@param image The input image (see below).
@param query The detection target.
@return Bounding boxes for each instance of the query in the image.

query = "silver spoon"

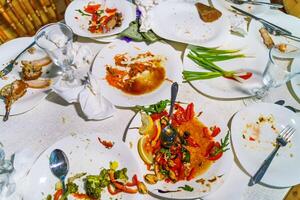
[49,149,69,193]
[160,82,179,147]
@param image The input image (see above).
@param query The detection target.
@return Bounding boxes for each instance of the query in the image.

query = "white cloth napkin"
[52,73,115,120]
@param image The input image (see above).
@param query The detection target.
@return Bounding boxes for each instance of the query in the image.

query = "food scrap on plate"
[76,3,123,34]
[195,2,222,23]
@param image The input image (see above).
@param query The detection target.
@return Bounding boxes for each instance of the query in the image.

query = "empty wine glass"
[245,44,300,104]
[35,23,75,82]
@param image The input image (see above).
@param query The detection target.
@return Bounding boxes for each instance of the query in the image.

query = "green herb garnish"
[136,99,170,115]
[212,131,230,156]
[178,185,194,192]
[76,9,91,16]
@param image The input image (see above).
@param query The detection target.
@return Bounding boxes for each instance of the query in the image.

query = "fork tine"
[284,128,295,141]
[279,125,291,136]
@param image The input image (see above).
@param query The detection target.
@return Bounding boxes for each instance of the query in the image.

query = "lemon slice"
[138,136,153,165]
[152,120,161,142]
[139,113,154,135]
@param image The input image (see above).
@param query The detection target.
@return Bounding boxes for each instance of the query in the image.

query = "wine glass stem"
[254,84,271,99]
[62,66,75,82]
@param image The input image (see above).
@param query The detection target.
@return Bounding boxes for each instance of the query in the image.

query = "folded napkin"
[135,0,161,32]
[52,73,115,120]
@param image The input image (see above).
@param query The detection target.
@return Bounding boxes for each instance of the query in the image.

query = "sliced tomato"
[150,110,168,121]
[185,103,194,121]
[206,142,223,161]
[105,8,117,13]
[84,4,100,14]
[186,136,199,147]
[210,126,221,137]
[187,168,196,181]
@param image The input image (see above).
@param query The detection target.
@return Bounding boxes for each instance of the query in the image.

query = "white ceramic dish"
[24,133,146,200]
[183,20,269,99]
[0,37,55,116]
[125,102,234,199]
[150,0,230,47]
[65,0,136,38]
[231,103,300,187]
[91,40,183,107]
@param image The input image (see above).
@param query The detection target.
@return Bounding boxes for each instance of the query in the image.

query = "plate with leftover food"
[91,40,183,107]
[150,1,230,47]
[231,103,300,187]
[125,99,233,199]
[0,37,56,117]
[24,133,148,200]
[65,0,136,38]
[290,58,300,103]
[183,20,269,99]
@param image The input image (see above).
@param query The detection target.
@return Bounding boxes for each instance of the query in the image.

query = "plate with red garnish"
[65,0,136,38]
[125,99,233,199]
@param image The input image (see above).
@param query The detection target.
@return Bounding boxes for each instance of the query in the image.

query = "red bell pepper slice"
[187,168,196,181]
[185,103,195,121]
[126,174,138,187]
[113,182,138,194]
[72,193,92,199]
[54,189,63,200]
[238,72,253,80]
[108,184,122,195]
[105,8,117,13]
[150,110,168,121]
[84,4,100,14]
[187,136,199,147]
[210,126,221,137]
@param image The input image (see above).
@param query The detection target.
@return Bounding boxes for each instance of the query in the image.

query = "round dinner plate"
[150,0,230,47]
[23,133,146,200]
[183,20,268,99]
[289,58,300,102]
[65,0,136,38]
[0,37,56,116]
[231,103,300,187]
[91,40,183,107]
[125,102,234,199]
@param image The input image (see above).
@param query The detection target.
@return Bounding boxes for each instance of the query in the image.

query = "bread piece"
[195,2,222,23]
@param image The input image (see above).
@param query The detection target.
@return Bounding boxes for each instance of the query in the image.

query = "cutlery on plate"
[160,82,179,147]
[49,149,69,193]
[231,6,291,36]
[227,0,283,9]
[264,26,300,42]
[248,125,295,186]
[0,41,36,78]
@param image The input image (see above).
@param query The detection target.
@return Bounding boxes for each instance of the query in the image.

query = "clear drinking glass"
[0,147,14,196]
[246,44,300,103]
[35,23,75,82]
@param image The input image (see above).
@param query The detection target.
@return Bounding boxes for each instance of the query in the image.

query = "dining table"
[1,0,300,200]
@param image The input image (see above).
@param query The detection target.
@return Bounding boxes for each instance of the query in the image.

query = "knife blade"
[231,6,291,35]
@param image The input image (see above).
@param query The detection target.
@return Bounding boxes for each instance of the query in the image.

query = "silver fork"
[227,0,283,9]
[248,125,295,186]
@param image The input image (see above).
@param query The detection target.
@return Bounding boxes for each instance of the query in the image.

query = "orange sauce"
[177,118,213,176]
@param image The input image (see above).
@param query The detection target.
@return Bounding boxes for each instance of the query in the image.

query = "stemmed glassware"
[245,44,300,104]
[35,22,75,82]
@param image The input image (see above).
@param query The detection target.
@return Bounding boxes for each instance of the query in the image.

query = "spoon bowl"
[49,149,69,192]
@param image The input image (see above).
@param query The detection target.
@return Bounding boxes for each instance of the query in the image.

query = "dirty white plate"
[24,133,145,200]
[65,0,136,38]
[150,1,230,47]
[231,103,300,187]
[91,40,183,107]
[0,37,55,116]
[125,102,233,199]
